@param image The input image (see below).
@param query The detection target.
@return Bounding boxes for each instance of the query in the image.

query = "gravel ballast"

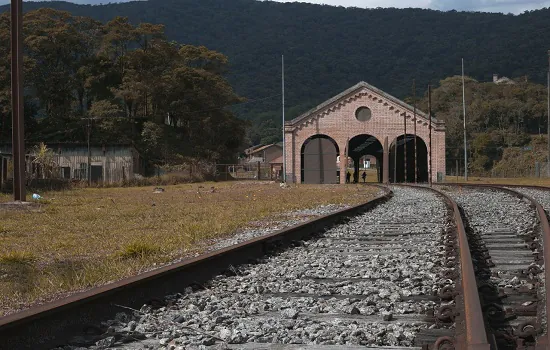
[56,187,452,350]
[441,186,544,346]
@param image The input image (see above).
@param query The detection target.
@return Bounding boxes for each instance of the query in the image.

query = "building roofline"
[250,143,282,154]
[285,81,441,126]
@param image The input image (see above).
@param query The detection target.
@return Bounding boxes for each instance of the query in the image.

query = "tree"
[30,142,57,179]
[0,9,246,169]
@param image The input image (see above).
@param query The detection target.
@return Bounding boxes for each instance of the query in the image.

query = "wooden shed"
[0,143,142,184]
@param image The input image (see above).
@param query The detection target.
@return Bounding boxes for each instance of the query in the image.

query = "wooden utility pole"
[11,0,25,201]
[547,50,550,177]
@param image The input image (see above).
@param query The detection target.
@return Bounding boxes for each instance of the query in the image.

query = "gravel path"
[57,187,452,350]
[441,186,543,348]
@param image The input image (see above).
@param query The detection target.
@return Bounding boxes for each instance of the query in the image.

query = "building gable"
[285,81,444,132]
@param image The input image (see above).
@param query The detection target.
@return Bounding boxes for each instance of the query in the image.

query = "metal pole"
[11,0,25,201]
[282,55,286,183]
[413,80,417,184]
[403,112,407,183]
[87,118,91,186]
[383,136,389,184]
[462,58,468,181]
[428,85,432,187]
[393,139,398,183]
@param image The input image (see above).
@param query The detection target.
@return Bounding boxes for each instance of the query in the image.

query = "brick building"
[284,81,445,184]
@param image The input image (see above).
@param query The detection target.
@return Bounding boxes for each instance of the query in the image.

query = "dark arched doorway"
[347,134,383,183]
[301,135,339,184]
[389,134,428,183]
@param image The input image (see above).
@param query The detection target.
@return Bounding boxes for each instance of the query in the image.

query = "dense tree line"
[418,77,549,174]
[2,0,549,146]
[0,9,246,167]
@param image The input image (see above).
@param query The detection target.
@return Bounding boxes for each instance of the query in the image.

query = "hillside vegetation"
[0,9,246,170]
[419,76,548,174]
[1,0,549,146]
[0,1,549,175]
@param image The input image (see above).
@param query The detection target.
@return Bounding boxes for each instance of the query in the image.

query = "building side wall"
[55,154,133,183]
[285,88,445,183]
[0,145,138,184]
[263,146,283,164]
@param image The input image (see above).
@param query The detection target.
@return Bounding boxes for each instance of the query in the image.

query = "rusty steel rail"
[400,184,491,350]
[443,183,550,349]
[0,185,391,350]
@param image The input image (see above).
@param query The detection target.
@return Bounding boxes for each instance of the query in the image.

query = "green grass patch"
[0,251,36,265]
[119,242,161,260]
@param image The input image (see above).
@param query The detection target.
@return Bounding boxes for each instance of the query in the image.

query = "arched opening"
[347,134,383,183]
[301,135,339,184]
[389,134,429,183]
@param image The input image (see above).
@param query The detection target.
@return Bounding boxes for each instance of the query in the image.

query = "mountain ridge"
[1,0,550,144]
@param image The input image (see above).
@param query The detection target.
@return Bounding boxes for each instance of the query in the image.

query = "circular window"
[355,107,372,122]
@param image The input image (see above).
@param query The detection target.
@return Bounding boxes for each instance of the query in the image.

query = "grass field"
[0,181,379,316]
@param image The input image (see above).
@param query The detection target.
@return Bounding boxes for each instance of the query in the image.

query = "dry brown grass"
[0,181,379,316]
[444,176,550,187]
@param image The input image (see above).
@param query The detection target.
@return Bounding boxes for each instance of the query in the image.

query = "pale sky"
[271,0,550,14]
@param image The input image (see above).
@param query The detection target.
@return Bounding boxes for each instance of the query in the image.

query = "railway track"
[438,184,550,349]
[79,187,454,350]
[1,183,549,349]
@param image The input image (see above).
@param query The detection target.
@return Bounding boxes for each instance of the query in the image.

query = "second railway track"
[439,184,550,349]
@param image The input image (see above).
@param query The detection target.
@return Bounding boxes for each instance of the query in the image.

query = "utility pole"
[87,118,92,186]
[413,80,417,184]
[547,50,550,177]
[462,58,468,181]
[428,85,432,187]
[403,112,407,183]
[393,140,397,183]
[282,55,286,183]
[11,0,25,201]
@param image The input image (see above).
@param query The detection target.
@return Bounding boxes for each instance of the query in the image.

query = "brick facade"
[284,81,445,184]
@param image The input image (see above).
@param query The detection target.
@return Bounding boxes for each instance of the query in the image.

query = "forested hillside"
[418,77,548,175]
[0,9,246,168]
[1,0,550,146]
